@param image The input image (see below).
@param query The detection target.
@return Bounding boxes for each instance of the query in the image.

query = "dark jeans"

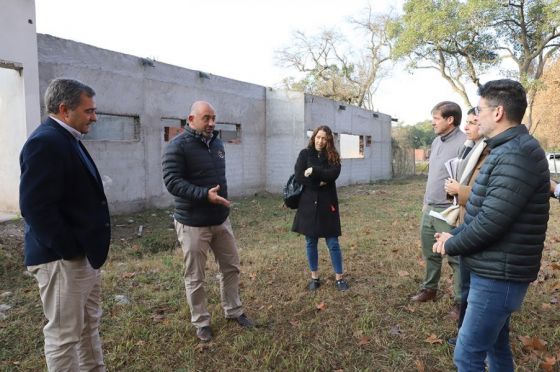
[454,273,529,371]
[305,236,343,274]
[457,256,471,329]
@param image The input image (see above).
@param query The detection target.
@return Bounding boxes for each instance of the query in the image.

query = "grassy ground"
[1,176,559,371]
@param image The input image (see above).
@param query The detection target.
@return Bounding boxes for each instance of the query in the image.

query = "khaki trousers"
[174,218,243,328]
[28,257,105,372]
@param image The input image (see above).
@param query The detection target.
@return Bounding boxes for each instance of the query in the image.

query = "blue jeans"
[305,236,343,274]
[457,256,471,329]
[454,273,529,372]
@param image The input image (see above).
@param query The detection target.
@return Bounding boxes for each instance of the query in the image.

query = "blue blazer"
[19,118,111,269]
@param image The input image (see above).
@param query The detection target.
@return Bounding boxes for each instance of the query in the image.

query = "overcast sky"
[34,0,481,125]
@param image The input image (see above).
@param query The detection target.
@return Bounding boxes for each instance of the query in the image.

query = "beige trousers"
[174,217,243,328]
[28,257,105,372]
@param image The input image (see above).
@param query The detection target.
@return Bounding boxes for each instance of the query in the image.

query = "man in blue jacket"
[20,78,111,371]
[162,101,253,342]
[433,79,549,371]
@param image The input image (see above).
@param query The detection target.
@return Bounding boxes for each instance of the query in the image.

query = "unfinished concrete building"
[1,1,392,215]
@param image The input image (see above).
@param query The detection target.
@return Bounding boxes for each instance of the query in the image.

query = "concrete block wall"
[304,95,392,186]
[35,34,392,214]
[38,35,266,213]
[0,0,41,213]
[265,89,307,194]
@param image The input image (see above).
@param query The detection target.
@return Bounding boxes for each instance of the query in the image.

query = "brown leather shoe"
[449,303,461,321]
[410,288,437,302]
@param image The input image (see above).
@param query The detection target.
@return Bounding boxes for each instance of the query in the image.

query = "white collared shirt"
[49,115,83,141]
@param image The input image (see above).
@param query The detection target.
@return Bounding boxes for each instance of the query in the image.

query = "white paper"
[444,157,461,180]
[429,209,447,222]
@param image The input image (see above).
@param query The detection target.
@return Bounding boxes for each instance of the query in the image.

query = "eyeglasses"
[474,105,497,116]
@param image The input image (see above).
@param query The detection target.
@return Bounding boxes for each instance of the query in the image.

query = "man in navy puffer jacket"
[433,79,549,371]
[162,101,254,342]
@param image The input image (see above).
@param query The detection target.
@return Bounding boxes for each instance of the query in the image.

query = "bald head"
[188,101,217,138]
[190,101,215,115]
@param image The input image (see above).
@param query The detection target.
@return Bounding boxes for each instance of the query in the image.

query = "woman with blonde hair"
[292,125,349,291]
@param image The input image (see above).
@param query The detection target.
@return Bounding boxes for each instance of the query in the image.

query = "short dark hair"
[467,107,476,116]
[45,78,95,114]
[477,79,527,123]
[431,101,462,127]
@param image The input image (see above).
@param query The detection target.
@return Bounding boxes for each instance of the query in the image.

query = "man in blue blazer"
[20,78,111,371]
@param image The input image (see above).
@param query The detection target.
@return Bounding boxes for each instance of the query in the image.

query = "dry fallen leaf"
[289,320,300,327]
[357,335,370,346]
[398,270,410,277]
[415,359,426,372]
[541,355,556,371]
[550,263,560,270]
[316,302,327,311]
[542,303,553,310]
[425,334,443,344]
[122,272,136,278]
[518,335,547,351]
[195,342,212,352]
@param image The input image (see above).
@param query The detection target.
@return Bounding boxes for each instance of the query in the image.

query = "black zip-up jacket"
[162,127,229,227]
[446,124,550,282]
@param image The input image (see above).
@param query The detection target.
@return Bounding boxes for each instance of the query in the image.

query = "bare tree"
[275,6,395,110]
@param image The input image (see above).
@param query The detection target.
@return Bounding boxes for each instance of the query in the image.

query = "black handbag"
[283,174,303,209]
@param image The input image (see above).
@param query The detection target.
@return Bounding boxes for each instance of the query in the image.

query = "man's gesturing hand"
[208,185,231,207]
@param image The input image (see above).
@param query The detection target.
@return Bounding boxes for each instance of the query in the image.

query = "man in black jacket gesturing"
[433,79,549,371]
[162,101,253,342]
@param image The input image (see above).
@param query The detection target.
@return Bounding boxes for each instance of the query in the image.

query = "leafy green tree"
[393,120,436,148]
[490,0,560,128]
[393,0,499,107]
[394,0,560,129]
[407,120,436,148]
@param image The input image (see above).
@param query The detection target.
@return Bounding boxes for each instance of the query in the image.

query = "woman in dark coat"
[292,125,349,291]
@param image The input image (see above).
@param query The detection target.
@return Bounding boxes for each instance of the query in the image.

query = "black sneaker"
[335,279,349,291]
[308,278,321,291]
[231,313,255,328]
[196,326,212,342]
